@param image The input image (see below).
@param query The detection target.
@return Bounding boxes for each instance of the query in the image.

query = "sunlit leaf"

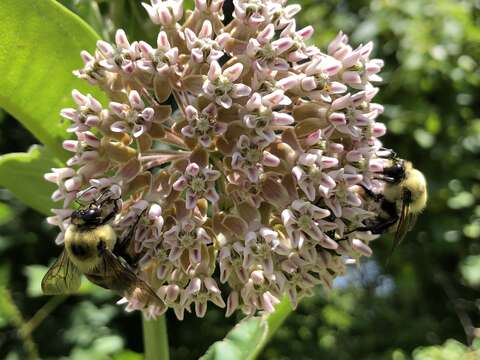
[447,191,475,209]
[0,0,105,159]
[0,145,62,215]
[92,335,124,354]
[24,265,47,297]
[460,255,480,287]
[413,339,476,359]
[0,202,14,226]
[200,297,293,360]
[114,351,144,360]
[200,317,268,360]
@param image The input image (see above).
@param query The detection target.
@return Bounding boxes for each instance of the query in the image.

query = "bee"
[41,189,161,307]
[355,155,427,256]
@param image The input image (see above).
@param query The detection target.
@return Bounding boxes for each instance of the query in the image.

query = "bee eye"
[85,209,99,219]
[78,208,102,225]
[383,162,405,182]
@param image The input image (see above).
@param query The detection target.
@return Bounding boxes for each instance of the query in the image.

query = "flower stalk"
[143,314,169,360]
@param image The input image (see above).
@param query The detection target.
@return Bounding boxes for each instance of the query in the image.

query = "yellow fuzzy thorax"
[64,224,117,273]
[384,161,427,214]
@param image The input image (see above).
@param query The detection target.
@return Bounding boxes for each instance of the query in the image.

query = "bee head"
[383,159,406,184]
[71,207,103,227]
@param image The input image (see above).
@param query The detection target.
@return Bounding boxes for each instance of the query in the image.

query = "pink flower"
[110,90,155,138]
[142,0,183,26]
[184,21,229,63]
[231,135,280,182]
[181,104,227,147]
[243,92,294,143]
[172,163,221,209]
[164,218,212,266]
[180,277,225,317]
[202,61,251,108]
[246,24,294,73]
[97,29,140,74]
[281,200,337,250]
[60,90,103,133]
[138,31,178,74]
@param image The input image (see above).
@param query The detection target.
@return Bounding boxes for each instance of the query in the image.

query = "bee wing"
[86,249,162,307]
[389,190,418,261]
[41,250,82,295]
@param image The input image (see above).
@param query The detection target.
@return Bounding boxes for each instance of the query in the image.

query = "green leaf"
[114,351,143,360]
[92,335,124,354]
[0,145,62,215]
[0,0,105,159]
[0,264,11,288]
[460,255,480,287]
[200,297,293,360]
[200,317,268,360]
[264,297,293,344]
[0,202,14,226]
[413,339,472,360]
[60,0,108,40]
[24,265,47,297]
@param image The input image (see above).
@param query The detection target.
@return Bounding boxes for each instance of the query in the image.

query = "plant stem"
[142,314,169,360]
[22,295,67,335]
[0,287,38,360]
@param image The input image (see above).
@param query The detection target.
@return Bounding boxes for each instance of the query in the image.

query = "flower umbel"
[48,0,391,319]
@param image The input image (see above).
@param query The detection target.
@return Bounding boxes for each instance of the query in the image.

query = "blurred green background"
[1,0,479,359]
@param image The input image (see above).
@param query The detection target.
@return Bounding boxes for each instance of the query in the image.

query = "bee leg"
[358,184,383,201]
[354,214,398,234]
[348,199,398,235]
[100,198,121,225]
[381,199,398,219]
[373,174,397,183]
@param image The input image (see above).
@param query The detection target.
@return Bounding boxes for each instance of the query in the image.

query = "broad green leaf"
[0,145,62,215]
[200,297,293,360]
[200,317,268,360]
[59,0,108,40]
[264,297,293,344]
[0,0,105,159]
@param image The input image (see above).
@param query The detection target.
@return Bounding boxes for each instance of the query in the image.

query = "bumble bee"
[41,189,161,307]
[355,156,427,256]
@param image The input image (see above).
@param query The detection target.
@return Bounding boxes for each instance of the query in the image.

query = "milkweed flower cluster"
[46,0,388,319]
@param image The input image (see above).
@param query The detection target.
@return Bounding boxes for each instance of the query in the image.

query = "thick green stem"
[142,314,169,360]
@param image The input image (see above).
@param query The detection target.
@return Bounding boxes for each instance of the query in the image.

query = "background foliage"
[0,0,479,359]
